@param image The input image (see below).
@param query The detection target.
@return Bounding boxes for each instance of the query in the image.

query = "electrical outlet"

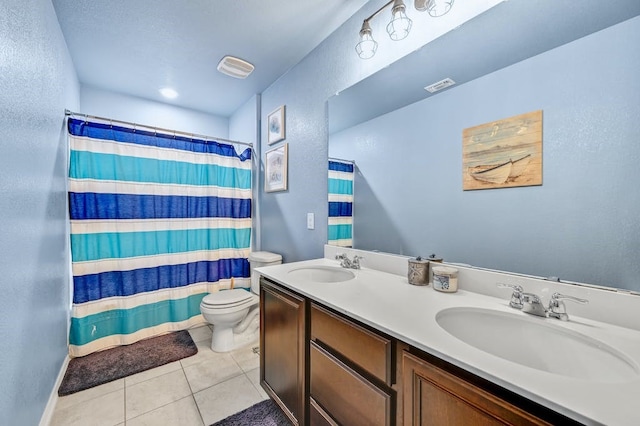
[307,213,315,230]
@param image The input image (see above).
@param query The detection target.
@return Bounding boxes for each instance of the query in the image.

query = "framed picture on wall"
[265,143,288,192]
[462,110,543,191]
[267,105,286,144]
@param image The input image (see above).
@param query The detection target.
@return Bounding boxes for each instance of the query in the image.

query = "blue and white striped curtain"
[67,118,252,357]
[328,160,354,247]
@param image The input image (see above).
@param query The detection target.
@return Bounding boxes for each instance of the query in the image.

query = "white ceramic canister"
[432,266,459,293]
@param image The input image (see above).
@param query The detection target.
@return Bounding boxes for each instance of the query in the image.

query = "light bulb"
[426,0,454,17]
[356,21,378,59]
[387,0,412,41]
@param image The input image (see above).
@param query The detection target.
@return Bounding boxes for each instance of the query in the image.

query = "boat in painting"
[508,153,531,179]
[469,154,531,184]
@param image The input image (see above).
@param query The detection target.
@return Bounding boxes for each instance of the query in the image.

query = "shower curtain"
[328,160,353,247]
[67,118,252,357]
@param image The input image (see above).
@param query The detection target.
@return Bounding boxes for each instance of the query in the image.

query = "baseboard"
[39,355,70,426]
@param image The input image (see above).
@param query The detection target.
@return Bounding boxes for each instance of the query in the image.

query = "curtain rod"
[65,109,253,149]
[329,157,355,164]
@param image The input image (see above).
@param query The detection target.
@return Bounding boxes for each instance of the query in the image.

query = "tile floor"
[50,325,268,426]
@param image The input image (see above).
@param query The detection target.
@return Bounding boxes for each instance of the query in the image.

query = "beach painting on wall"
[463,110,542,191]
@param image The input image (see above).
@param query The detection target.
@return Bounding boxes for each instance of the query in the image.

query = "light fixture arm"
[356,0,454,59]
[363,0,396,25]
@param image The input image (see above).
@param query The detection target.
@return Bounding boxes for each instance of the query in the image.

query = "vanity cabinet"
[260,277,577,426]
[260,278,307,426]
[402,351,552,426]
[310,303,395,426]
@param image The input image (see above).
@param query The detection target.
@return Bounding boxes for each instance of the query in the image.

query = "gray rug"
[211,399,291,426]
[58,330,197,396]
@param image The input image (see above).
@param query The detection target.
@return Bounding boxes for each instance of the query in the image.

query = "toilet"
[200,251,282,352]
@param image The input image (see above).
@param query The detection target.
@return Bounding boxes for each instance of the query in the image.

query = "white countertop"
[256,257,640,426]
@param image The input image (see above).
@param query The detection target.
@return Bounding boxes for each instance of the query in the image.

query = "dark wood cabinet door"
[402,351,550,426]
[260,278,307,426]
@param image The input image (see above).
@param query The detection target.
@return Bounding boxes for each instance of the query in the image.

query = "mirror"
[328,1,640,292]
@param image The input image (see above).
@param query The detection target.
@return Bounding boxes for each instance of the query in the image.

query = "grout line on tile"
[191,367,249,397]
[124,365,178,387]
[192,393,206,426]
[182,360,197,396]
[123,378,127,425]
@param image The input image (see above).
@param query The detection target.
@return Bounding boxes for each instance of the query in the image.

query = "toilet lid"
[202,289,254,307]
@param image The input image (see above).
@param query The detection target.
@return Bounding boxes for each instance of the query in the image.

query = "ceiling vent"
[217,56,255,79]
[424,77,456,93]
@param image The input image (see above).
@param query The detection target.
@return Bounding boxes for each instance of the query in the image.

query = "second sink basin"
[287,266,355,283]
[436,307,639,383]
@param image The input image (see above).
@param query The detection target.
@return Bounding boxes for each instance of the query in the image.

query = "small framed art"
[265,143,288,192]
[267,105,286,144]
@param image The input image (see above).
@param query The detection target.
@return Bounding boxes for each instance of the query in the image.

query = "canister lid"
[432,266,458,276]
[248,251,282,263]
[409,256,429,264]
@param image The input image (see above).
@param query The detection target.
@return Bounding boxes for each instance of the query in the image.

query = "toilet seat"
[201,289,258,311]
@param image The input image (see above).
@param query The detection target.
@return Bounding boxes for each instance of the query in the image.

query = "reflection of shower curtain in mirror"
[328,160,353,247]
[67,118,252,357]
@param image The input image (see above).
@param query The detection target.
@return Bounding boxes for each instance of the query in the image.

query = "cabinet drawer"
[311,303,392,385]
[310,397,338,426]
[311,341,392,426]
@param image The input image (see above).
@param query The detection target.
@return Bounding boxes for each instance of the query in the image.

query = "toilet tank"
[248,251,282,293]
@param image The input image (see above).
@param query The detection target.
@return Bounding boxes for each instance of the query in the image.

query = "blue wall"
[330,17,640,291]
[0,0,80,424]
[230,95,261,250]
[81,85,229,137]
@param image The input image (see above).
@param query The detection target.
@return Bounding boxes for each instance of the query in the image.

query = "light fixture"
[422,0,454,17]
[159,87,178,99]
[386,0,412,41]
[356,0,455,59]
[355,21,378,59]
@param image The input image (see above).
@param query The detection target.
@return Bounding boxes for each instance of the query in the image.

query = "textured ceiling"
[52,0,370,117]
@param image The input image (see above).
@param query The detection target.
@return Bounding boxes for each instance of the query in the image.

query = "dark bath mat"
[58,330,197,396]
[211,399,292,426]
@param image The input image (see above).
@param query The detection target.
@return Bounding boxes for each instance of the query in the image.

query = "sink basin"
[436,307,639,383]
[287,266,355,283]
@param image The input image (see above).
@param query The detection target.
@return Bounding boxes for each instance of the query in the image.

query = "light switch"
[307,213,315,230]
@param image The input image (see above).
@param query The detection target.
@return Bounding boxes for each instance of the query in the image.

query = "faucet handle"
[351,255,364,269]
[336,253,352,268]
[551,292,589,305]
[497,283,523,292]
[497,283,524,309]
[548,292,588,321]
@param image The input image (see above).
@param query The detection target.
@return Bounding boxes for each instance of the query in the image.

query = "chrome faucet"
[521,292,547,317]
[547,292,589,321]
[335,253,364,269]
[498,284,589,321]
